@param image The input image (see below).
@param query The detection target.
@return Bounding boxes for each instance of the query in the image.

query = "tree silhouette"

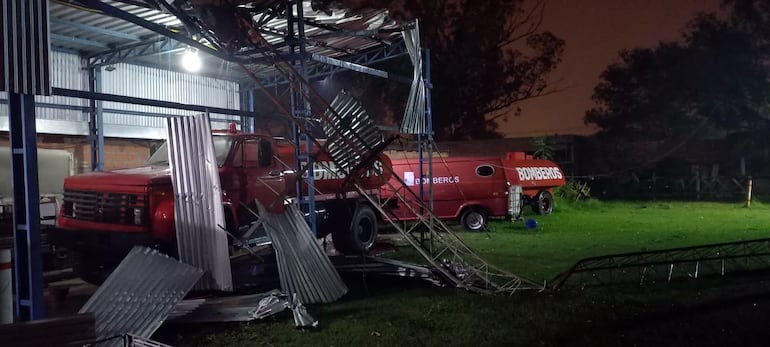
[585,1,770,170]
[331,0,564,140]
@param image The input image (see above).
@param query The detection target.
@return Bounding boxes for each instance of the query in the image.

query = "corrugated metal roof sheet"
[167,113,233,291]
[323,90,384,175]
[258,202,347,304]
[78,246,203,347]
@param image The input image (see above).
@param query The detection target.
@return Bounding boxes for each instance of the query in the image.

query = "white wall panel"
[36,51,88,122]
[0,51,242,139]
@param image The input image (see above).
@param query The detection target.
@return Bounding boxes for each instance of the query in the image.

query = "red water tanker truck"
[381,152,566,230]
[53,129,391,283]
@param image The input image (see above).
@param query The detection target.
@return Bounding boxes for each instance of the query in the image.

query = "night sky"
[500,0,721,138]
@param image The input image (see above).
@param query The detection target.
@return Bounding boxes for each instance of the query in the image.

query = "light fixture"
[181,47,201,73]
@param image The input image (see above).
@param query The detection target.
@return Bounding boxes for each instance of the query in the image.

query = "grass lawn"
[460,200,770,281]
[171,200,770,347]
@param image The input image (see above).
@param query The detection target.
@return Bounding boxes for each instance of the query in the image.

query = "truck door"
[236,137,284,219]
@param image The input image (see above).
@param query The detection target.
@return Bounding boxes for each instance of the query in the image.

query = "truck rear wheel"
[333,205,378,254]
[532,190,554,215]
[72,251,115,285]
[460,208,488,231]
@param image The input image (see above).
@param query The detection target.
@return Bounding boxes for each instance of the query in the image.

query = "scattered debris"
[170,290,318,329]
[332,256,442,286]
[289,294,318,329]
[253,291,289,320]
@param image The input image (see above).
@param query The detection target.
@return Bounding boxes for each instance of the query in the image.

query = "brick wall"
[0,133,160,173]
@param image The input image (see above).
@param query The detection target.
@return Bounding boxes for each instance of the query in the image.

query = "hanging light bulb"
[181,47,201,73]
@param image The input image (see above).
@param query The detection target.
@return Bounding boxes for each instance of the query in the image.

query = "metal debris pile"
[167,290,317,329]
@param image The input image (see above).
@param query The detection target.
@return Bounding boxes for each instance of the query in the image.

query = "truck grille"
[62,190,148,226]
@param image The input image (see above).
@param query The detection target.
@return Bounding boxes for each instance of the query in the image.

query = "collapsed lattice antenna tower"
[161,1,542,293]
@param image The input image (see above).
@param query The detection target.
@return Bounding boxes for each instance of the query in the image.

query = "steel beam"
[8,93,44,321]
[76,0,236,63]
[87,37,186,67]
[310,53,388,79]
[259,42,409,87]
[51,87,284,121]
[50,18,140,41]
[88,68,105,171]
[0,99,244,125]
[50,33,107,49]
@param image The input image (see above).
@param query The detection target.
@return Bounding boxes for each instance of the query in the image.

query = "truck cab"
[54,131,383,283]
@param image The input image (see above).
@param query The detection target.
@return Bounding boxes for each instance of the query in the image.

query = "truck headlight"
[133,207,143,225]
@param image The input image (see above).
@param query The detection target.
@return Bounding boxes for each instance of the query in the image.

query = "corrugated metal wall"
[101,62,240,130]
[0,51,241,139]
[38,52,88,122]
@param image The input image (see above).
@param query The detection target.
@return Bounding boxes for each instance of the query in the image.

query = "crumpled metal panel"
[332,256,441,286]
[167,113,233,291]
[400,20,427,135]
[79,247,203,347]
[168,290,281,323]
[169,289,318,328]
[289,294,318,329]
[323,90,384,175]
[258,203,348,304]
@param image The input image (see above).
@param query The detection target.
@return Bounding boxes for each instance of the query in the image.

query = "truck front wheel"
[333,205,378,254]
[532,190,554,215]
[460,208,488,231]
[72,251,115,285]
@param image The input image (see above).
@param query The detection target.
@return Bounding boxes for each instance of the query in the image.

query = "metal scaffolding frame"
[154,3,542,294]
[286,0,318,236]
[552,238,770,290]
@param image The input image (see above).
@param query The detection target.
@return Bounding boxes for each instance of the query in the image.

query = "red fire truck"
[53,129,391,283]
[381,152,565,230]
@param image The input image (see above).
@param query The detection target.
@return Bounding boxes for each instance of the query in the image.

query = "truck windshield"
[146,136,234,167]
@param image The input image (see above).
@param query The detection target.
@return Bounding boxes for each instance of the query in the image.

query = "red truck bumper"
[50,227,159,261]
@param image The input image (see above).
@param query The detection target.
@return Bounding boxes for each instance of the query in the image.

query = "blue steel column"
[8,93,45,320]
[238,84,255,132]
[288,0,317,235]
[88,67,105,171]
[248,88,256,133]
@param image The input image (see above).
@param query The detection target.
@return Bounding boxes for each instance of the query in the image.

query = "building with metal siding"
[0,51,240,139]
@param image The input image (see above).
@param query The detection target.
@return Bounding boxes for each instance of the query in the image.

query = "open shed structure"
[2,0,416,322]
[2,1,540,333]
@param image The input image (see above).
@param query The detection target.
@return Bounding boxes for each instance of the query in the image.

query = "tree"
[530,134,554,160]
[333,0,564,140]
[584,2,770,170]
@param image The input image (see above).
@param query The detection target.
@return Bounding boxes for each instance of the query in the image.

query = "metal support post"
[417,132,426,245]
[248,88,256,133]
[0,248,12,324]
[88,67,105,171]
[238,84,255,132]
[288,0,317,235]
[8,93,45,321]
[424,48,434,253]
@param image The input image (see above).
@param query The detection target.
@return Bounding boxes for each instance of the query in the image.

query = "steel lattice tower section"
[286,0,317,235]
